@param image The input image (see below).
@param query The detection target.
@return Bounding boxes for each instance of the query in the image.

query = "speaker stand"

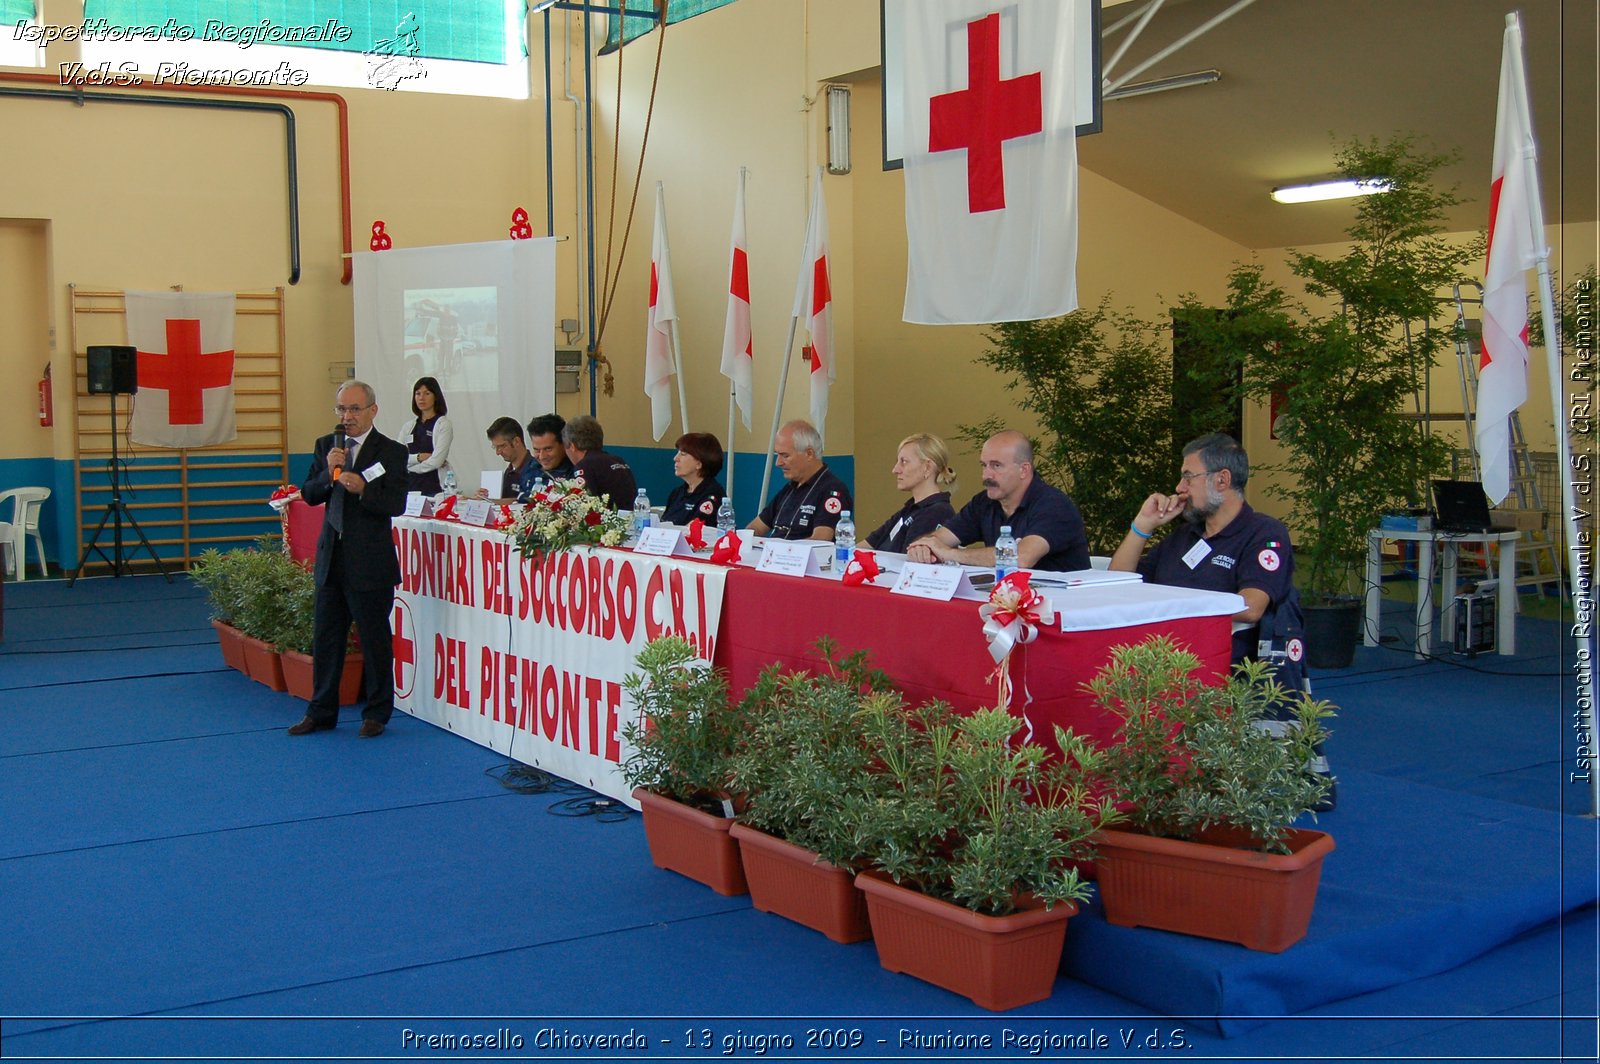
[68,391,172,586]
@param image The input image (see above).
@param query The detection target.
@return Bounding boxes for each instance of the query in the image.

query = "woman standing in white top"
[399,376,454,494]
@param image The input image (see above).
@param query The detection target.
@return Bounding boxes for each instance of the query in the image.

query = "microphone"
[331,423,347,480]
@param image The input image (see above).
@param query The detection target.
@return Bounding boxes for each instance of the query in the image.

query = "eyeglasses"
[334,404,371,415]
[1178,469,1215,483]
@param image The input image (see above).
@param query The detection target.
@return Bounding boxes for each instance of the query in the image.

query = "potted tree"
[620,635,751,896]
[724,639,895,944]
[1079,635,1336,952]
[841,698,1120,1011]
[1212,136,1479,665]
[229,544,296,692]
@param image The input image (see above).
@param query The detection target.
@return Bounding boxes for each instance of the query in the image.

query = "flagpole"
[726,382,737,519]
[668,316,690,434]
[1503,13,1595,817]
[760,312,802,507]
[760,170,820,507]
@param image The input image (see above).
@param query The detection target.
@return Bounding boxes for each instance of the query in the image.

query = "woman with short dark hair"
[662,432,727,526]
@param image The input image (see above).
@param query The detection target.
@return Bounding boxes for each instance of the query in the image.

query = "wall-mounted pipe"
[0,72,353,284]
[0,84,302,284]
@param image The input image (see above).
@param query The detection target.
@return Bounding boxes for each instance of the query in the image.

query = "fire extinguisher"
[38,363,52,427]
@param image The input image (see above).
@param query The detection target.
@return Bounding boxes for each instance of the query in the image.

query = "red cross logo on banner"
[928,12,1043,214]
[135,319,236,425]
[392,599,417,699]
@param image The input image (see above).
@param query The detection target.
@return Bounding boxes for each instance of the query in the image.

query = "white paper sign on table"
[458,498,494,527]
[892,562,974,601]
[479,471,503,498]
[403,492,427,517]
[634,525,694,558]
[757,539,823,578]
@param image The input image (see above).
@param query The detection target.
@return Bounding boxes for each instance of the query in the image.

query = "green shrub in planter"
[620,636,748,814]
[191,547,246,625]
[839,698,1120,917]
[725,638,896,871]
[1081,635,1334,853]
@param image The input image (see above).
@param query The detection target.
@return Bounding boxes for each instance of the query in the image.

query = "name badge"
[362,462,385,481]
[757,539,823,578]
[1182,539,1213,570]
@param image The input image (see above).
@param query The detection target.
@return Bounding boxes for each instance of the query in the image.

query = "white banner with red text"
[390,518,728,808]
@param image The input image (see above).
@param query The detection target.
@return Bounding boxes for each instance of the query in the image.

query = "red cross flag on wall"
[126,291,238,449]
[901,1,1079,325]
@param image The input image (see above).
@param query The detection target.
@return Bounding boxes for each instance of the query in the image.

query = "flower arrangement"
[508,478,630,560]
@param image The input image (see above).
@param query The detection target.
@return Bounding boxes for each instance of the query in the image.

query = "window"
[1,0,44,67]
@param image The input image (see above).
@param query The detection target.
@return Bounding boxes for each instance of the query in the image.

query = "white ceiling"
[1076,0,1597,251]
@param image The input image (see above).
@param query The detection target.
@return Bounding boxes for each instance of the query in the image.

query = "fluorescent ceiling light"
[1270,178,1393,204]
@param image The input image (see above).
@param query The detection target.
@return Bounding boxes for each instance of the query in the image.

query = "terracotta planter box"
[211,619,248,673]
[1093,826,1335,953]
[632,788,748,896]
[730,822,871,944]
[854,869,1076,1011]
[240,634,286,691]
[281,649,364,704]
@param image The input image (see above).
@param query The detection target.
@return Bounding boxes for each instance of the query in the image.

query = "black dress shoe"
[288,715,336,735]
[358,720,386,738]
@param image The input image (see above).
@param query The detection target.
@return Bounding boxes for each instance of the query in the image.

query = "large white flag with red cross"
[792,168,835,438]
[1476,18,1536,505]
[900,0,1079,325]
[127,291,237,448]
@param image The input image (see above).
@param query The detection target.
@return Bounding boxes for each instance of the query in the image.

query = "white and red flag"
[793,168,835,437]
[900,0,1078,325]
[645,183,679,441]
[719,169,755,432]
[1476,18,1537,504]
[126,291,237,448]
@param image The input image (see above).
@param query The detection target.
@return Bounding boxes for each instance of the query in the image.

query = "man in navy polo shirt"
[1110,433,1295,664]
[749,420,852,541]
[907,429,1089,572]
[1111,432,1333,808]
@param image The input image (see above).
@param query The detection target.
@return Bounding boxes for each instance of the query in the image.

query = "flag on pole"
[645,183,678,441]
[1477,18,1537,504]
[126,291,237,448]
[720,170,755,431]
[792,168,835,437]
[900,0,1079,325]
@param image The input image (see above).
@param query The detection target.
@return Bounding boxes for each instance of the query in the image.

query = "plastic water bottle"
[440,466,457,495]
[632,488,652,537]
[994,525,1017,581]
[716,495,736,534]
[834,510,855,568]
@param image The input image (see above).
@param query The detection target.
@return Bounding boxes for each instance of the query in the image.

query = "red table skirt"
[285,499,322,565]
[714,567,1231,751]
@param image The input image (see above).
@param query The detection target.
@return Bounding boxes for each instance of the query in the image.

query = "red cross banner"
[900,1,1079,325]
[126,291,238,449]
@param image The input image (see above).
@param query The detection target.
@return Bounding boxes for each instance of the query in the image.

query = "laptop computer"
[1432,479,1494,534]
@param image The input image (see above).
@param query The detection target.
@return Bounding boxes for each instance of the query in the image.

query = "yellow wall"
[4,0,1591,560]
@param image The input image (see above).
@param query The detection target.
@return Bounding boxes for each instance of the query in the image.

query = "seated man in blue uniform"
[748,420,852,541]
[483,416,541,502]
[906,429,1089,572]
[1109,432,1334,807]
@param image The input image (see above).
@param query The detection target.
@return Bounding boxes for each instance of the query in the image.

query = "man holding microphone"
[289,381,409,739]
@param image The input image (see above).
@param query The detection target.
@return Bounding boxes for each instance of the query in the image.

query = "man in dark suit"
[289,381,409,738]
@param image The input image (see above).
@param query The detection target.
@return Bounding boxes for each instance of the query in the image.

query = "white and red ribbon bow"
[977,572,1054,665]
[266,484,301,513]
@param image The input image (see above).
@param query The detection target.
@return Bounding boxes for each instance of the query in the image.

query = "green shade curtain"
[84,1,506,64]
[3,1,37,23]
[601,0,735,53]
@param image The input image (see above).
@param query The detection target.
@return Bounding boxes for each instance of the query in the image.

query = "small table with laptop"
[1364,479,1522,659]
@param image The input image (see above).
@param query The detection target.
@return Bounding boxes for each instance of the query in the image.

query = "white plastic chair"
[0,487,51,581]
